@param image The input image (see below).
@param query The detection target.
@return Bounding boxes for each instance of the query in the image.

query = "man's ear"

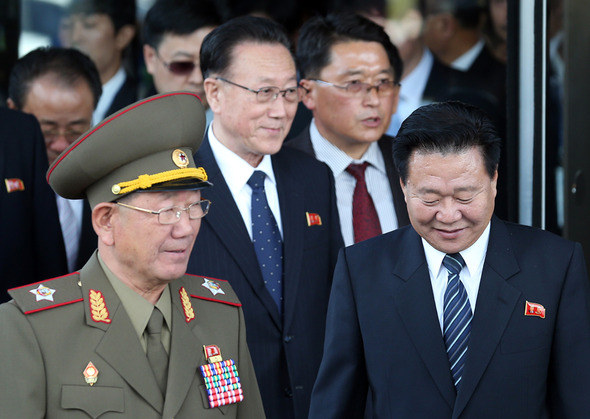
[143,44,157,75]
[6,98,17,110]
[400,177,408,204]
[92,202,116,246]
[299,79,316,111]
[115,24,136,51]
[204,77,221,113]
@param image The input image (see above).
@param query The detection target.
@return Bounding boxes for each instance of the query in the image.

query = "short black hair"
[296,12,403,84]
[143,0,222,49]
[200,15,292,79]
[419,0,484,29]
[393,101,501,184]
[67,0,136,32]
[8,47,102,109]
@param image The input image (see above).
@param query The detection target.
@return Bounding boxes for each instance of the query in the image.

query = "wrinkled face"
[144,27,215,107]
[20,74,94,165]
[66,13,125,78]
[111,190,202,285]
[208,42,298,167]
[401,147,497,254]
[301,41,399,155]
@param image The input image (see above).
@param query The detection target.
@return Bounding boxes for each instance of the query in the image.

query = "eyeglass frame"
[115,199,211,225]
[154,49,197,76]
[306,79,401,96]
[215,77,301,103]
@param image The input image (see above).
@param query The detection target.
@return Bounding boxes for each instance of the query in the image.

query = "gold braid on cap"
[111,167,208,195]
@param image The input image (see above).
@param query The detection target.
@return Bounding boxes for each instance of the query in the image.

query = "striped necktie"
[442,252,470,390]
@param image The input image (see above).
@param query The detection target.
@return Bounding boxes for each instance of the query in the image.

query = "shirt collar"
[93,66,126,124]
[97,252,172,339]
[451,38,485,71]
[422,221,491,278]
[208,124,276,194]
[309,119,386,176]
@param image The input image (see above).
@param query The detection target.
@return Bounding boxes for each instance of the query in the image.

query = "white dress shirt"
[423,222,491,332]
[55,194,84,271]
[309,120,398,246]
[208,124,283,239]
[387,47,434,136]
[451,38,485,72]
[93,66,126,124]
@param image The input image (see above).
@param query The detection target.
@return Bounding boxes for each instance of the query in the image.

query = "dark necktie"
[346,162,382,243]
[146,307,168,394]
[247,171,283,312]
[442,253,470,390]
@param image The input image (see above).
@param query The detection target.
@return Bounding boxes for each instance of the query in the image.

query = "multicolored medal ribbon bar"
[200,345,244,408]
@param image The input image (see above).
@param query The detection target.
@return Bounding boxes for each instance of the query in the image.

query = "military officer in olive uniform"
[0,92,266,418]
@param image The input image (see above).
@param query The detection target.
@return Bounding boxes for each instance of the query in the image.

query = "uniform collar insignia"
[179,286,195,323]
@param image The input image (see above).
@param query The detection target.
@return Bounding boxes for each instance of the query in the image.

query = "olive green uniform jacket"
[0,253,265,418]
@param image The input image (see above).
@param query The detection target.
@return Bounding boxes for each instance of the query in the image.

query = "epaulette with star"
[8,273,83,315]
[183,274,242,307]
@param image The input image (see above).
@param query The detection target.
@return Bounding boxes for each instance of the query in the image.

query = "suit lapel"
[162,283,202,418]
[391,230,456,408]
[273,152,305,332]
[453,218,521,417]
[80,255,164,414]
[196,139,282,329]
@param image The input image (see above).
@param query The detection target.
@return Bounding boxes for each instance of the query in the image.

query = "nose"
[267,95,292,118]
[435,198,462,224]
[362,86,381,106]
[47,135,71,155]
[187,66,204,86]
[69,20,83,45]
[171,210,200,238]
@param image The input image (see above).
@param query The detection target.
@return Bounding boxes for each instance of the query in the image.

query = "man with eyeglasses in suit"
[186,15,344,419]
[286,13,410,246]
[143,0,221,124]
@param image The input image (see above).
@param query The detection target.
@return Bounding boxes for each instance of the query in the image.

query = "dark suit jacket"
[0,108,64,302]
[0,252,265,418]
[105,73,138,118]
[286,126,410,229]
[187,136,344,419]
[309,216,590,418]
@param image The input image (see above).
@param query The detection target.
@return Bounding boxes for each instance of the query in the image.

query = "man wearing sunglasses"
[0,92,265,418]
[186,16,344,419]
[287,13,410,247]
[143,0,221,124]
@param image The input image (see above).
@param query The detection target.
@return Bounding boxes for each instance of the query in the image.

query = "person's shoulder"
[178,274,242,308]
[6,273,84,315]
[498,218,577,253]
[274,144,332,177]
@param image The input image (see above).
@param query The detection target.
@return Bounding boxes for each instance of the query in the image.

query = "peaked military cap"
[47,91,211,208]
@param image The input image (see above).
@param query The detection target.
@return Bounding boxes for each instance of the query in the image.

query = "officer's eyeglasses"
[216,77,301,103]
[116,199,211,225]
[155,51,196,75]
[309,79,401,97]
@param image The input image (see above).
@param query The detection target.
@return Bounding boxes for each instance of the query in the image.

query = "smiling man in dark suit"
[186,16,343,419]
[289,13,409,246]
[309,101,590,418]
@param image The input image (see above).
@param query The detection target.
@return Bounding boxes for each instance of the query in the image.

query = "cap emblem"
[172,149,190,168]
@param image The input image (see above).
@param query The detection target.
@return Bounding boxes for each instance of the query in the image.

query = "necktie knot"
[247,170,266,191]
[147,307,164,336]
[345,162,370,181]
[443,253,465,277]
